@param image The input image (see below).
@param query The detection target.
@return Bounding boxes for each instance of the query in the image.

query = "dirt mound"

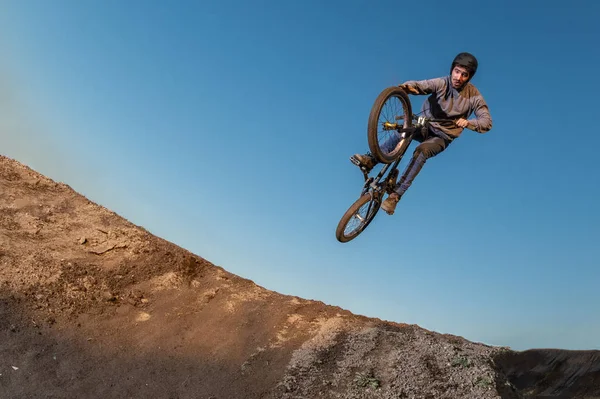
[0,153,596,398]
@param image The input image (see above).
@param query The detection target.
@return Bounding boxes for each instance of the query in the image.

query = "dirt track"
[1,154,598,398]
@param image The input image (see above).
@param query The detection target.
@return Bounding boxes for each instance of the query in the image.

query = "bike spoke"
[377,96,405,157]
[344,200,374,235]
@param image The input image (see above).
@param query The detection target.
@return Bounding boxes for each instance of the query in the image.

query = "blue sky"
[1,0,599,351]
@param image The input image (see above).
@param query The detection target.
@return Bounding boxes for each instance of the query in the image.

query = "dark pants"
[412,127,452,159]
[394,128,452,196]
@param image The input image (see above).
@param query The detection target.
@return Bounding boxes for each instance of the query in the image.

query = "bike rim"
[343,195,378,236]
[376,94,410,158]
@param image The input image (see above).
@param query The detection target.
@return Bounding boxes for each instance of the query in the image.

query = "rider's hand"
[455,118,470,128]
[399,84,419,95]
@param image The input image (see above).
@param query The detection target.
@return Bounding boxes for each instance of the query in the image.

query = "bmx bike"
[335,86,455,243]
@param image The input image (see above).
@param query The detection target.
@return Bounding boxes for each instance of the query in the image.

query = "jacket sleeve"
[401,78,445,95]
[468,95,493,133]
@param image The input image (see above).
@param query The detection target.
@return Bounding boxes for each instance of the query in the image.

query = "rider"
[353,52,493,215]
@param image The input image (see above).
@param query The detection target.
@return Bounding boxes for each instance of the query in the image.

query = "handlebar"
[428,118,455,123]
[394,115,456,125]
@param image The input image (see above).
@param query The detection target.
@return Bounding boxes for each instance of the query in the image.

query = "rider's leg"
[381,136,449,215]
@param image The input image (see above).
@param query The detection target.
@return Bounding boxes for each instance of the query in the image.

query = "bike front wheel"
[336,192,381,243]
[367,86,413,164]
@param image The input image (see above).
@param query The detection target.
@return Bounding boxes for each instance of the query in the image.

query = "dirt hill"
[0,154,598,399]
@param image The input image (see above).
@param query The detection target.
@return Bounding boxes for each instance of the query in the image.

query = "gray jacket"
[402,75,492,140]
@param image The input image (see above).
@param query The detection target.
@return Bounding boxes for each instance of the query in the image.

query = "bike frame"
[357,115,454,197]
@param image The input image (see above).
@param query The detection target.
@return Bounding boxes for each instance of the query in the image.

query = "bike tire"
[367,86,413,164]
[336,192,381,243]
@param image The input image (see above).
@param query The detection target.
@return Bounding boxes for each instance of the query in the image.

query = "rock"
[102,291,116,302]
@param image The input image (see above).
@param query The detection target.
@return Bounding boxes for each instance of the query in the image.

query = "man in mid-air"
[354,52,493,215]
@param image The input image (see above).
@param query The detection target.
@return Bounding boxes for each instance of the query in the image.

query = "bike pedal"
[349,155,361,166]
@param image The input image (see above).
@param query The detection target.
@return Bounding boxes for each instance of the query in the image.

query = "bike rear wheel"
[336,192,381,243]
[367,86,413,164]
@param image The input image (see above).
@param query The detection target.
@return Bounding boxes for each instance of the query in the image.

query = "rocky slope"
[495,349,600,398]
[1,154,598,398]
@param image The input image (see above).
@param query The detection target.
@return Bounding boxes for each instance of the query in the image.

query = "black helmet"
[451,52,478,79]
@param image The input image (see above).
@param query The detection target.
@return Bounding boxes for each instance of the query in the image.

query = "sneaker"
[381,193,400,215]
[353,153,377,172]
